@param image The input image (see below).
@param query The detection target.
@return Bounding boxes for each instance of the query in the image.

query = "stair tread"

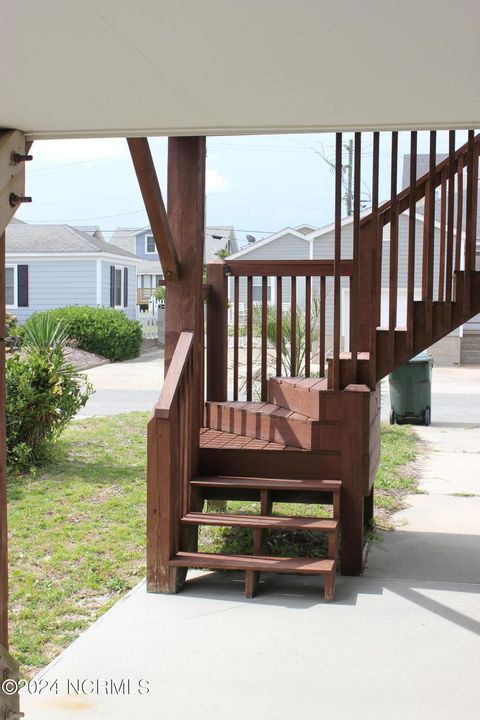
[270,376,329,392]
[182,512,338,531]
[191,475,341,492]
[170,551,335,575]
[207,400,314,422]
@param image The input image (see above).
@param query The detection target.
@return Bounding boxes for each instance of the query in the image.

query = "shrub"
[22,307,143,362]
[6,346,93,470]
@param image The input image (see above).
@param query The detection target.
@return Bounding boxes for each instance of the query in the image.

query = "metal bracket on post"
[0,131,29,235]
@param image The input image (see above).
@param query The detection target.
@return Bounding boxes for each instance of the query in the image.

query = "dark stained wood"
[206,262,228,402]
[406,131,417,351]
[226,259,353,277]
[339,386,368,575]
[148,332,195,592]
[445,131,455,324]
[0,232,7,647]
[276,276,283,377]
[128,137,180,280]
[261,276,268,401]
[424,131,436,335]
[233,276,240,400]
[290,276,297,375]
[246,276,253,401]
[319,276,326,378]
[455,155,463,275]
[170,551,335,575]
[191,475,342,492]
[350,132,361,378]
[438,167,447,300]
[464,130,475,312]
[332,133,342,390]
[305,275,311,376]
[389,132,399,360]
[181,512,338,532]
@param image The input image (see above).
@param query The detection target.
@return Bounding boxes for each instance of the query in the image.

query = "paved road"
[77,348,164,417]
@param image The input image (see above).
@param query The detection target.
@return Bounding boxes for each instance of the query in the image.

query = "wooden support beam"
[127,137,180,281]
[165,136,206,405]
[0,130,27,236]
[0,232,6,647]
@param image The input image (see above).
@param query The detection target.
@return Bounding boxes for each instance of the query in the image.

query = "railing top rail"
[364,132,480,229]
[153,331,193,419]
[223,259,354,277]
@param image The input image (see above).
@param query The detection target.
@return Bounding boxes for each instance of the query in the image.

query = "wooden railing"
[147,331,195,592]
[206,259,353,402]
[363,130,480,383]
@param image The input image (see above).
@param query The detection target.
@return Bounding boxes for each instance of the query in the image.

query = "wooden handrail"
[363,132,480,229]
[153,331,194,418]
[224,259,354,277]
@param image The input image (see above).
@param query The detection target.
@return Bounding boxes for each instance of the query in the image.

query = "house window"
[6,266,16,307]
[114,267,124,307]
[155,274,163,286]
[145,235,156,254]
[252,277,272,303]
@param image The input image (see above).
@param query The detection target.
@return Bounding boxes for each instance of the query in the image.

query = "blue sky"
[17,131,466,248]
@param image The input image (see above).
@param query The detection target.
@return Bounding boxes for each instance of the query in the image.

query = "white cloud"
[206,168,229,193]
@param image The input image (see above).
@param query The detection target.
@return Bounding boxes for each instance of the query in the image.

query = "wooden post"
[165,136,206,418]
[0,232,7,647]
[206,261,228,401]
[340,385,369,575]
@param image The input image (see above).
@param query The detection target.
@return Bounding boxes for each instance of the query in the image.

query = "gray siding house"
[227,217,474,365]
[110,225,238,303]
[6,219,140,322]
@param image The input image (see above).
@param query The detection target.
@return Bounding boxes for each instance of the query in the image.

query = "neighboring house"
[5,219,140,322]
[227,214,479,366]
[110,225,238,304]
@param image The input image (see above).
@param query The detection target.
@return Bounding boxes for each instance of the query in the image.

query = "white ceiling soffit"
[1,0,479,140]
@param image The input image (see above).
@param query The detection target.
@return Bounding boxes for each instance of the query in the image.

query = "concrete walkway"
[20,365,480,719]
[77,348,164,417]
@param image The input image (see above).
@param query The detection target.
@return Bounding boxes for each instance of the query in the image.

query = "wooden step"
[191,475,341,493]
[205,401,341,451]
[268,377,339,421]
[181,512,339,532]
[170,551,336,600]
[191,475,341,515]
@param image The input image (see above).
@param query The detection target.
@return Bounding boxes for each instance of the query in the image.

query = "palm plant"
[21,313,71,355]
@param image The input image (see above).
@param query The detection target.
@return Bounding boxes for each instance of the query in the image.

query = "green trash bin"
[389,352,433,426]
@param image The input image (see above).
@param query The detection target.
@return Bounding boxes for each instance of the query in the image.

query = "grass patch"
[448,492,478,498]
[8,412,149,676]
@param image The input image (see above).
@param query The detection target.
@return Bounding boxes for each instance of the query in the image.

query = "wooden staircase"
[170,379,343,600]
[147,128,479,603]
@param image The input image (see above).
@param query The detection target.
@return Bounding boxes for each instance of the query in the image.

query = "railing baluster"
[407,131,417,351]
[276,276,282,376]
[369,131,380,385]
[246,275,253,401]
[319,276,326,378]
[305,275,311,377]
[455,154,463,275]
[438,167,447,301]
[233,275,239,400]
[332,132,342,390]
[446,130,455,324]
[389,131,399,358]
[291,276,297,375]
[424,131,436,335]
[261,276,268,400]
[464,130,475,313]
[350,131,360,379]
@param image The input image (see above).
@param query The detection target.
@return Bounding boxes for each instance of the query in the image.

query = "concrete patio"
[21,365,480,719]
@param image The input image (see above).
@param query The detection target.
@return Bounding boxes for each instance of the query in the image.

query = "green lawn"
[8,414,418,675]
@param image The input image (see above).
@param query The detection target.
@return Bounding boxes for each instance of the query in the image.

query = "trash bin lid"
[408,351,433,363]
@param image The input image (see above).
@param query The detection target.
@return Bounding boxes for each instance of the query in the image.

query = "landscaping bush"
[22,307,143,362]
[6,318,93,470]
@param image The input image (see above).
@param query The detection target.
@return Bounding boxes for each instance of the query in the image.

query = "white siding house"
[6,219,140,322]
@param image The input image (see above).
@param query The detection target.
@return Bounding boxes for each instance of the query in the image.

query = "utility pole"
[314,138,354,216]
